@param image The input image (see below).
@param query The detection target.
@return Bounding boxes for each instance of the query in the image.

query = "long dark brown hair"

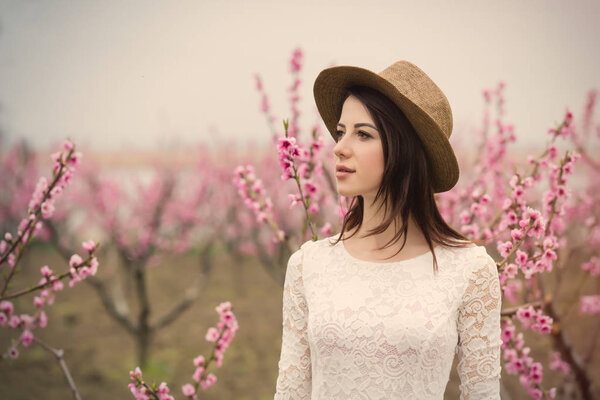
[329,85,475,274]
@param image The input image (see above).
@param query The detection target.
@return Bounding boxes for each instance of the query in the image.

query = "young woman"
[274,61,502,399]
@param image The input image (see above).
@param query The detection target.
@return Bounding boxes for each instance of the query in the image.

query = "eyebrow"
[337,122,378,131]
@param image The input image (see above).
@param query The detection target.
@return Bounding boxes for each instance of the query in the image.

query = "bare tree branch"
[85,275,136,334]
[150,240,215,331]
[33,337,82,400]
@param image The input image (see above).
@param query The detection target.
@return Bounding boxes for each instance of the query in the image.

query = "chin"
[336,186,360,198]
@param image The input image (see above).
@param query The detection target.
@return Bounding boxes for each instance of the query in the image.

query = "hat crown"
[378,61,453,139]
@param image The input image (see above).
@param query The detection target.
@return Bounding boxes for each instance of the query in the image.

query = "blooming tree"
[0,140,99,400]
[41,146,242,368]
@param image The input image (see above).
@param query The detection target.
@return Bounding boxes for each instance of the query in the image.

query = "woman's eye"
[334,129,372,140]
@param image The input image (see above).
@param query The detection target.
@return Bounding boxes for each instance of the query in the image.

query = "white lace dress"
[274,235,502,399]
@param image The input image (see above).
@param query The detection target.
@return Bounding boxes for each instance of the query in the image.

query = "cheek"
[367,145,385,173]
[360,144,385,181]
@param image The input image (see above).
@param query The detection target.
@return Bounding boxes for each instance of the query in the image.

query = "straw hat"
[313,60,459,193]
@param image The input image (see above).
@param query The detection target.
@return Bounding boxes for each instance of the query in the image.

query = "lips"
[335,165,355,178]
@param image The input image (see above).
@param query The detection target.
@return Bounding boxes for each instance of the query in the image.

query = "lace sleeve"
[456,249,503,400]
[274,247,312,399]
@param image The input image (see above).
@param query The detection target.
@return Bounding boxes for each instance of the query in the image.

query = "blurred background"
[1,0,599,151]
[0,0,599,399]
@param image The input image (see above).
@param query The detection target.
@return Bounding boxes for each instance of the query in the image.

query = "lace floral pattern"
[274,236,502,400]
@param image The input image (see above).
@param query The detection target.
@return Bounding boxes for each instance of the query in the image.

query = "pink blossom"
[565,110,573,124]
[205,327,220,342]
[0,300,14,315]
[526,207,541,220]
[497,241,513,258]
[193,355,206,367]
[9,315,20,328]
[89,257,99,275]
[129,366,143,381]
[40,201,55,219]
[40,265,53,277]
[515,250,528,266]
[50,151,62,163]
[215,302,231,314]
[69,254,83,269]
[529,362,543,385]
[542,236,556,250]
[49,185,62,198]
[82,240,96,252]
[288,194,301,208]
[470,203,481,214]
[320,222,332,236]
[157,382,170,395]
[547,143,558,159]
[506,211,518,224]
[504,263,518,279]
[303,181,317,195]
[296,163,310,179]
[200,373,217,390]
[8,348,19,359]
[192,366,205,382]
[513,186,525,199]
[580,296,600,314]
[582,257,600,277]
[555,185,568,199]
[510,228,524,241]
[543,249,557,262]
[39,311,48,328]
[256,212,267,223]
[517,305,535,326]
[21,330,34,347]
[52,279,64,291]
[549,351,570,374]
[33,296,44,308]
[62,140,74,152]
[181,383,195,396]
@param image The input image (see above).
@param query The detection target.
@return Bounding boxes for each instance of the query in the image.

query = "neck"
[348,194,428,251]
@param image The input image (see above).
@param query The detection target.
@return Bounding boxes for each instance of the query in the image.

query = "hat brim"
[313,65,459,193]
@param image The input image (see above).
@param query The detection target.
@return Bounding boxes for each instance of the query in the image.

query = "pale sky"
[0,0,598,151]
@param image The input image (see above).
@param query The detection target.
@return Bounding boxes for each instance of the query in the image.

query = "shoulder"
[443,241,492,261]
[288,236,326,265]
[448,243,499,298]
[441,242,497,277]
[295,234,339,258]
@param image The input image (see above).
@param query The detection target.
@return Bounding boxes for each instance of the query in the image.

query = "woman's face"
[333,95,385,200]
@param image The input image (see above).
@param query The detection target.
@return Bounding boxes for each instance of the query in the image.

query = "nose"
[333,133,350,160]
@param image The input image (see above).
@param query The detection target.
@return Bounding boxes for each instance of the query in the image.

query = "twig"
[33,337,82,400]
[501,299,545,317]
[84,275,136,334]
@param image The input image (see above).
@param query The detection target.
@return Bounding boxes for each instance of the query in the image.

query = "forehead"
[339,95,373,122]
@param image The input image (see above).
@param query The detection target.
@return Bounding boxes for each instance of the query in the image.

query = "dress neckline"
[338,239,440,266]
